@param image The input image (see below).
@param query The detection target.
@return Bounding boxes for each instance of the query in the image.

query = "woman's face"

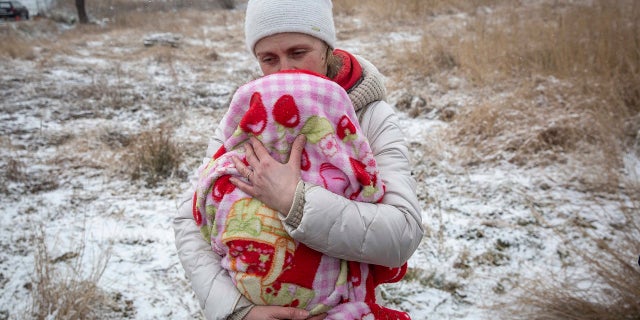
[254,33,328,76]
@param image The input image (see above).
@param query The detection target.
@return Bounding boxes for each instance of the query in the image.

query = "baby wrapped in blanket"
[193,70,409,320]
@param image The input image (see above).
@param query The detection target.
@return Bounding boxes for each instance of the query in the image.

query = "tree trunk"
[218,0,235,10]
[75,0,89,24]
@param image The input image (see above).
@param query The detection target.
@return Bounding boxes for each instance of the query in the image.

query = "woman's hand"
[244,306,326,320]
[231,135,306,214]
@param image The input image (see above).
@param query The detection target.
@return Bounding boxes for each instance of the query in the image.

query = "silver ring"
[246,170,253,180]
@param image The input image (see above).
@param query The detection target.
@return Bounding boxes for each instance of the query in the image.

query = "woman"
[173,1,424,319]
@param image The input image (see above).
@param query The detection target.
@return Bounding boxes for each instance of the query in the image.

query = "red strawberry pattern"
[212,174,236,203]
[273,94,300,128]
[300,149,311,171]
[349,157,375,187]
[213,145,227,160]
[192,192,203,226]
[336,115,357,140]
[240,92,268,135]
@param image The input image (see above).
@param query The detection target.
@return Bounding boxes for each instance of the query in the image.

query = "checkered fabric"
[193,70,409,319]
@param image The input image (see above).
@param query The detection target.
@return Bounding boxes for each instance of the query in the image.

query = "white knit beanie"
[244,0,337,54]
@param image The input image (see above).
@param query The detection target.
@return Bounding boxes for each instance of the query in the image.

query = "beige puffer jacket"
[173,56,424,320]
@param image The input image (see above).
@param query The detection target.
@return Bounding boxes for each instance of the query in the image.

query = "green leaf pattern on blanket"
[200,225,210,244]
[227,215,262,237]
[199,204,218,244]
[226,199,264,237]
[301,116,334,144]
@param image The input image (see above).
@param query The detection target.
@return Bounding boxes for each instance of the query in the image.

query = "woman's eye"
[291,51,306,58]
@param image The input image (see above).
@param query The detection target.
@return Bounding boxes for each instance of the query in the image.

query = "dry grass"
[378,1,639,180]
[454,79,624,168]
[4,158,26,182]
[467,3,635,185]
[460,1,639,87]
[0,26,37,59]
[30,227,114,320]
[334,0,508,19]
[46,0,237,29]
[126,125,184,186]
[378,0,640,190]
[499,182,640,320]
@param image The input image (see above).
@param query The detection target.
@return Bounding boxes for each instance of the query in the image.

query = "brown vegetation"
[500,182,640,320]
[357,0,640,190]
[126,125,184,187]
[30,227,116,320]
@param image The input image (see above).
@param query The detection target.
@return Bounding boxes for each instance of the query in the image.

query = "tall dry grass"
[334,0,508,19]
[376,1,639,167]
[458,1,640,92]
[374,0,640,189]
[49,0,235,15]
[454,0,638,187]
[0,34,35,59]
[0,24,39,59]
[38,0,241,36]
[30,227,112,320]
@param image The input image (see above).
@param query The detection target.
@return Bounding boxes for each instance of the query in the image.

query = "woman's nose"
[279,59,295,71]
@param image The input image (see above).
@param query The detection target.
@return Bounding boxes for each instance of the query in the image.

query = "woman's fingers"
[248,136,267,162]
[244,306,310,320]
[230,156,253,188]
[243,139,257,166]
[288,134,306,168]
[230,135,305,213]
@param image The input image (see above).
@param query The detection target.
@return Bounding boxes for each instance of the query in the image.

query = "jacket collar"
[331,49,387,112]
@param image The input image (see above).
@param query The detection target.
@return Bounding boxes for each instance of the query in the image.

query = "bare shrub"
[126,125,183,186]
[30,227,113,320]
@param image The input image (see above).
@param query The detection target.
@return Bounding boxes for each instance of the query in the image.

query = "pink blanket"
[193,70,409,319]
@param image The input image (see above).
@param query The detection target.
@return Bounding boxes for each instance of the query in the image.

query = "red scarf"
[331,49,363,92]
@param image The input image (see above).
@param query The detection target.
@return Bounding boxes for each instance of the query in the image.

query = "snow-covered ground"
[1,3,638,320]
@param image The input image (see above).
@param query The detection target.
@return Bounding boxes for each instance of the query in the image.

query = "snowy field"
[1,2,639,320]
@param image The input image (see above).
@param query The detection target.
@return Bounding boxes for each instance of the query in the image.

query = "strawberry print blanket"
[193,70,409,320]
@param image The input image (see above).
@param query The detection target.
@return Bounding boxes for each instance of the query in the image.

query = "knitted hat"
[244,0,337,54]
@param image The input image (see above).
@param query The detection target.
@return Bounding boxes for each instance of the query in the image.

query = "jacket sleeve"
[282,101,424,268]
[173,128,252,320]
